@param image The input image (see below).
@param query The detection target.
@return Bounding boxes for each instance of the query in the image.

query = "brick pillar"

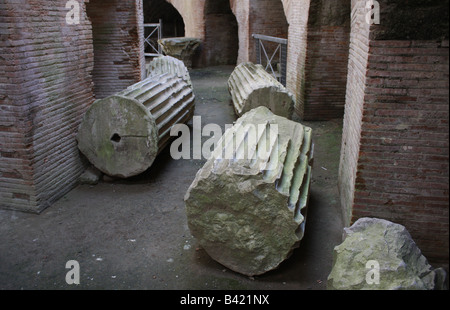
[0,0,95,213]
[87,0,145,99]
[301,0,350,120]
[230,0,251,64]
[283,0,350,121]
[282,0,310,121]
[339,0,449,268]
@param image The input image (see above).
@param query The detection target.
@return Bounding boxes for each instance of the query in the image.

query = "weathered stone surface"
[77,73,195,178]
[185,106,314,276]
[147,56,193,89]
[228,62,295,119]
[79,166,103,185]
[327,218,447,290]
[158,37,202,69]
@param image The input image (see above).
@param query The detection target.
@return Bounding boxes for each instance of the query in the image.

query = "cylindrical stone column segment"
[77,73,195,178]
[147,56,193,89]
[184,106,314,276]
[228,62,295,119]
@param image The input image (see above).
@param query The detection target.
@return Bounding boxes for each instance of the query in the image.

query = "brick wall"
[0,0,95,213]
[340,0,449,267]
[354,40,449,267]
[282,0,310,121]
[282,0,350,121]
[301,0,350,121]
[87,0,145,99]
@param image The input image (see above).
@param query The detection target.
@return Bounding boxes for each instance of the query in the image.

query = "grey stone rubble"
[327,217,447,290]
[78,166,103,185]
[185,106,314,276]
[228,62,295,119]
[77,71,195,178]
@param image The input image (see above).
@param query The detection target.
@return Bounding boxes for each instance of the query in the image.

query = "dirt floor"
[0,66,345,290]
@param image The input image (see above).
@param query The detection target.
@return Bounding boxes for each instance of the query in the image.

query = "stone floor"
[0,65,345,290]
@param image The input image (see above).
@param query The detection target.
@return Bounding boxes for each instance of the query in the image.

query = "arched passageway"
[201,0,239,66]
[143,0,185,38]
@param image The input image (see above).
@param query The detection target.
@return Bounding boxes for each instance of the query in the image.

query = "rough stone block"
[327,218,447,290]
[79,166,103,185]
[185,106,314,276]
[228,62,295,119]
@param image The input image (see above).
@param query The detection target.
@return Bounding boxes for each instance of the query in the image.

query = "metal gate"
[253,34,288,86]
[144,19,163,57]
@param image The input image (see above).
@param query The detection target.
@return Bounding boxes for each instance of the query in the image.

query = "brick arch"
[143,0,185,38]
[166,0,206,40]
[161,0,238,67]
[279,0,311,120]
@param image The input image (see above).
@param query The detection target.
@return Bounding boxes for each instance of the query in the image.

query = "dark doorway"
[202,0,239,66]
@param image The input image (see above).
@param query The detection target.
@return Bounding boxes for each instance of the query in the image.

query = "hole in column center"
[111,133,122,143]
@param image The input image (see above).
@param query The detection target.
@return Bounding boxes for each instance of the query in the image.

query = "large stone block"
[327,218,447,290]
[158,37,202,69]
[228,62,295,119]
[77,73,195,178]
[184,106,314,276]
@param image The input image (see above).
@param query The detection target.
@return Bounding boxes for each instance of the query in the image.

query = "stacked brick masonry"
[299,0,350,121]
[353,40,449,266]
[0,0,94,213]
[302,26,349,120]
[230,0,250,64]
[338,0,370,227]
[283,0,310,120]
[87,0,145,99]
[202,12,238,66]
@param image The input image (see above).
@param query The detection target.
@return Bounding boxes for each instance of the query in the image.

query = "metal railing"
[144,19,163,57]
[253,34,288,86]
